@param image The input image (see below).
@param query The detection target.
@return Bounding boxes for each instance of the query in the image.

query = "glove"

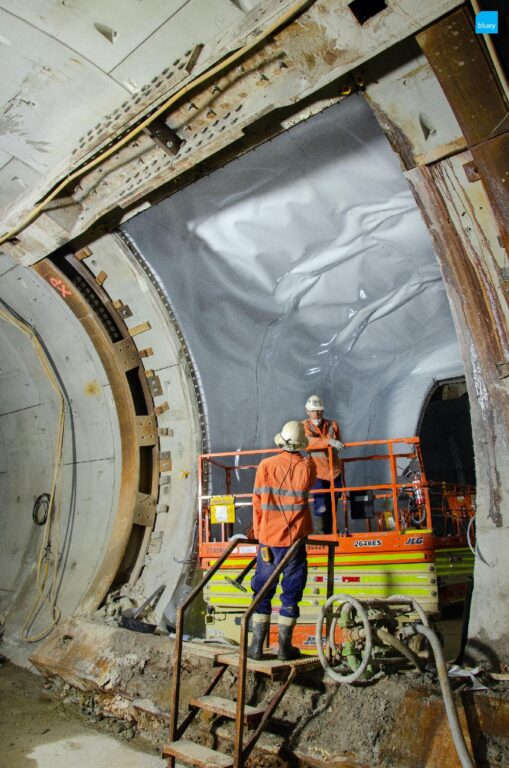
[328,438,345,450]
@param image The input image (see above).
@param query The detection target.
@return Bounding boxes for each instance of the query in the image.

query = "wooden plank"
[182,641,237,661]
[214,651,322,676]
[182,641,322,673]
[136,415,157,446]
[128,320,151,337]
[75,246,92,261]
[417,7,509,147]
[113,338,139,372]
[155,401,169,416]
[471,133,509,255]
[190,695,264,725]
[406,157,509,363]
[162,739,233,768]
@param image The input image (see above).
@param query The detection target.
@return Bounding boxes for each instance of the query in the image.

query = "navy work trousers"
[251,541,307,619]
[311,477,341,534]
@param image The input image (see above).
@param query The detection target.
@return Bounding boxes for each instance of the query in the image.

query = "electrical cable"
[0,0,315,247]
[465,513,491,567]
[466,514,476,557]
[0,305,66,642]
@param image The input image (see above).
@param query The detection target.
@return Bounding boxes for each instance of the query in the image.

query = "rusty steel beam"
[32,259,159,612]
[417,7,509,147]
[407,159,509,530]
[3,0,464,265]
[414,5,509,330]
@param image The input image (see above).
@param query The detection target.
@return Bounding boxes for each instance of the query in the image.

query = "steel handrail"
[200,436,420,461]
[234,537,336,767]
[199,438,427,542]
[167,536,257,767]
[168,534,335,768]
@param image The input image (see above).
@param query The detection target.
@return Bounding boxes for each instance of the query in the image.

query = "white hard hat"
[274,421,308,452]
[305,394,324,412]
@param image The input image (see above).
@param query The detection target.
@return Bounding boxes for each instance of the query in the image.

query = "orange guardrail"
[196,437,469,555]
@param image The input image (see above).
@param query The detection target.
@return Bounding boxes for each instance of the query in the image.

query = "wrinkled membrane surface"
[124,95,463,488]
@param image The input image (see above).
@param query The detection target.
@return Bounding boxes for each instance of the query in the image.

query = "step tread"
[215,651,322,676]
[162,739,233,768]
[190,694,265,724]
[182,642,323,675]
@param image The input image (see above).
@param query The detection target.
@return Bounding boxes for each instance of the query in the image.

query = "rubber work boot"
[247,616,269,660]
[278,618,301,661]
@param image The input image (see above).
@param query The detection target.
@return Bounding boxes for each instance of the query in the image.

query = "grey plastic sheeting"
[123,95,463,469]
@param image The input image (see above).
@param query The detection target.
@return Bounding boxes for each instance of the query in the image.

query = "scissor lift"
[198,437,475,649]
[164,436,475,766]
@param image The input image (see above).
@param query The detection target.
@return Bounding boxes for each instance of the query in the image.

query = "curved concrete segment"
[0,237,203,662]
[77,234,204,629]
[0,254,122,661]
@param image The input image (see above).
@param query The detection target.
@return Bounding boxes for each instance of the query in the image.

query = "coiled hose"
[316,595,476,768]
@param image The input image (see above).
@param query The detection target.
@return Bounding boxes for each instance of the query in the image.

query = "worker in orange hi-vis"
[302,394,344,535]
[248,421,316,661]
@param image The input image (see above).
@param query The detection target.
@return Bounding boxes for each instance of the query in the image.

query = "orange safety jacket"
[252,451,316,547]
[302,417,342,481]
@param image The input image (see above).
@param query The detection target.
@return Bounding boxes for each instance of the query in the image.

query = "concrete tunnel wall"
[0,253,122,660]
[0,239,203,663]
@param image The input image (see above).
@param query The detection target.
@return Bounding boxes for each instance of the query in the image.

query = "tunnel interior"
[1,1,509,764]
[419,378,476,489]
[0,87,475,659]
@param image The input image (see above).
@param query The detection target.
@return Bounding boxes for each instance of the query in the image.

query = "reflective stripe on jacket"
[302,417,342,481]
[252,451,316,547]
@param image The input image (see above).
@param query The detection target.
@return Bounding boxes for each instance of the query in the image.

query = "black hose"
[32,493,51,526]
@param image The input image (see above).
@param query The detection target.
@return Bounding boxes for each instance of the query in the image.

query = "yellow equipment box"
[210,495,236,524]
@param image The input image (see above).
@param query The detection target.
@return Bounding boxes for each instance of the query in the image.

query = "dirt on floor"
[0,657,166,768]
[9,612,509,768]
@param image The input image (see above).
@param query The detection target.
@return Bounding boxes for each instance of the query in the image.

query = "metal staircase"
[163,537,334,768]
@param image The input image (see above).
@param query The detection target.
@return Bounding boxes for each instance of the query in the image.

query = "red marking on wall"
[48,276,72,299]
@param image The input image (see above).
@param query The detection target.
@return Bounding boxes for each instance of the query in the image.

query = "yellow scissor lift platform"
[198,437,475,651]
[165,437,475,766]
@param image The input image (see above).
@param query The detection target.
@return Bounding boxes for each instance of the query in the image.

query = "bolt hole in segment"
[123,95,474,648]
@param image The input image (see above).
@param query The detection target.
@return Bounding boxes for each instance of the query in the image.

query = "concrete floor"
[0,661,168,768]
[23,736,167,768]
